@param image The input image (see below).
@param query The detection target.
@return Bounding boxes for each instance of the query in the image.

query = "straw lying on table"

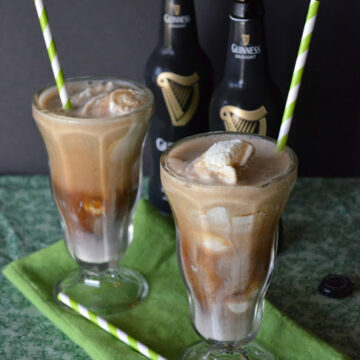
[277,0,320,151]
[57,292,167,360]
[34,0,72,109]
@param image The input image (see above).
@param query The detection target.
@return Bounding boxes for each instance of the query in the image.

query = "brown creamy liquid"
[33,79,153,264]
[161,133,297,342]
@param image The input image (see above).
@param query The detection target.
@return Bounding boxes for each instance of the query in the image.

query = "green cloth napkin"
[3,199,347,360]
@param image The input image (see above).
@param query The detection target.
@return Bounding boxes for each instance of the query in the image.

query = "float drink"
[33,79,153,265]
[161,133,297,341]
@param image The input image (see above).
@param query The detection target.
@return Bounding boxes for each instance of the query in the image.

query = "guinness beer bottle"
[210,0,283,138]
[145,0,213,213]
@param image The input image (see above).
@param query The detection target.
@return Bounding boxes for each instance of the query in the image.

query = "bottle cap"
[232,0,264,19]
[318,274,354,299]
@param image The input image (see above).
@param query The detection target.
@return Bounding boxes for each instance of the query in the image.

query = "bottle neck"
[158,0,199,50]
[223,1,266,85]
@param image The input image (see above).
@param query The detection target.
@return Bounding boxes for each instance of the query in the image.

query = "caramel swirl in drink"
[33,78,153,265]
[161,133,297,342]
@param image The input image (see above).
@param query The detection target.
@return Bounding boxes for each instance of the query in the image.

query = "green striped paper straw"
[276,0,320,151]
[34,0,72,109]
[57,292,167,360]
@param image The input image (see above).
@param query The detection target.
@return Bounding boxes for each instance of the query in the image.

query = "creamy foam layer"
[165,133,291,187]
[39,79,148,118]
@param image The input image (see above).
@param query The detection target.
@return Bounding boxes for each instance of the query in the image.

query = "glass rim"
[160,131,298,189]
[32,75,154,123]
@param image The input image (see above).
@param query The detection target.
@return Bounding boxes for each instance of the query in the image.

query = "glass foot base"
[55,266,148,316]
[181,340,277,360]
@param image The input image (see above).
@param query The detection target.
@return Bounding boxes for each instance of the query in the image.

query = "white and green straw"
[57,292,167,360]
[34,0,72,109]
[276,0,320,151]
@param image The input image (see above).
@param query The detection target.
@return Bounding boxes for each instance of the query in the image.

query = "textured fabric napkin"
[3,199,347,360]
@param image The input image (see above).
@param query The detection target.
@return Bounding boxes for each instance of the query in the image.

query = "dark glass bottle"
[145,0,213,213]
[210,0,285,249]
[210,0,283,139]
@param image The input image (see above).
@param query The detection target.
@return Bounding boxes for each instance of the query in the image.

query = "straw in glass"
[34,0,72,109]
[276,0,320,151]
[57,292,167,360]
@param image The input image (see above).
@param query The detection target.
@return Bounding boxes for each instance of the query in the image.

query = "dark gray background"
[0,0,359,176]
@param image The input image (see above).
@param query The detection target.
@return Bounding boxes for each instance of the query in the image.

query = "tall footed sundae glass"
[160,132,297,359]
[32,77,153,315]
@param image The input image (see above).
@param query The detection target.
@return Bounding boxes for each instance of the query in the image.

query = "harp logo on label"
[164,5,191,28]
[220,105,267,136]
[242,34,250,46]
[157,71,200,127]
[174,4,181,16]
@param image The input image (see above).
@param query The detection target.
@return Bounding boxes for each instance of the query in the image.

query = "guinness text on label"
[231,43,261,60]
[164,14,191,28]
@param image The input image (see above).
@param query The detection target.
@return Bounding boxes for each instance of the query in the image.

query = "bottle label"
[220,105,267,135]
[229,16,262,61]
[157,72,200,127]
[163,4,191,28]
